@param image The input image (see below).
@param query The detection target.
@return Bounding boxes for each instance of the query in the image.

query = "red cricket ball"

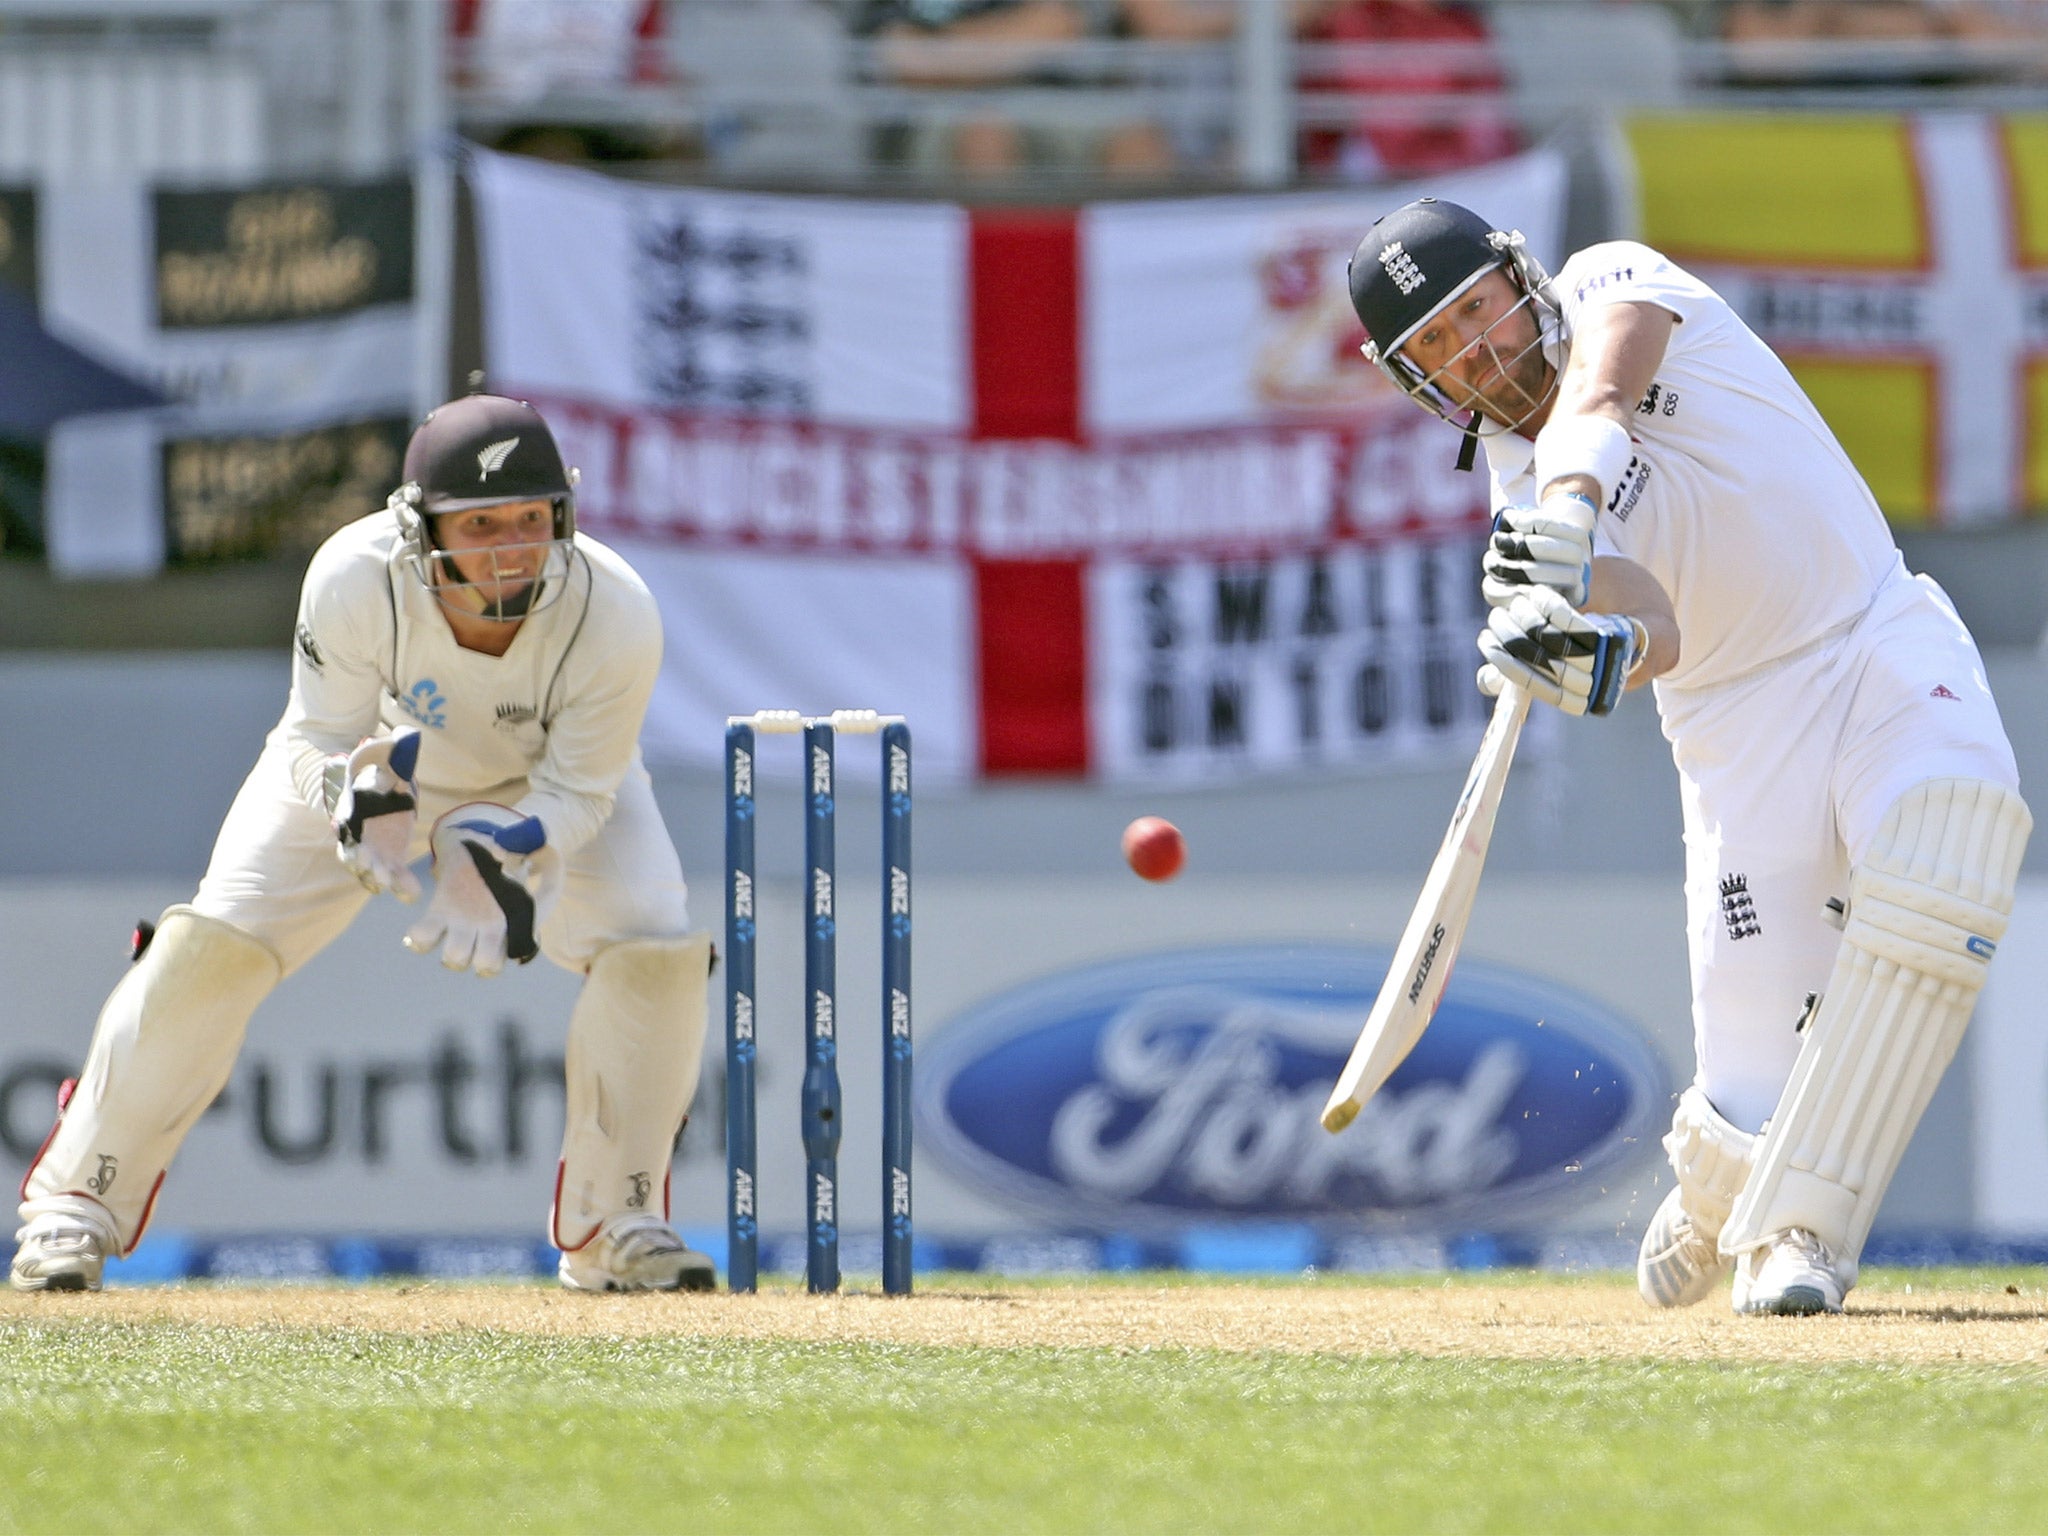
[1121,816,1186,882]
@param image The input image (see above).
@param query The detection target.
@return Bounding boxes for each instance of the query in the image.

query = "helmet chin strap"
[1456,419,1480,472]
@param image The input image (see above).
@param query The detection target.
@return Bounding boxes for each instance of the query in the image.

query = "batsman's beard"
[1420,314,1556,434]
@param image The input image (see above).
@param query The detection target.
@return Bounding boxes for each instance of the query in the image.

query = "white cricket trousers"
[20,747,692,1247]
[1657,569,2019,1133]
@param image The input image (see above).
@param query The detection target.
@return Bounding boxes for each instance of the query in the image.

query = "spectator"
[453,0,667,103]
[1297,0,1517,184]
[1722,0,2043,82]
[1726,0,1995,43]
[454,0,683,166]
[1105,0,1512,184]
[1099,0,1238,180]
[849,0,1103,178]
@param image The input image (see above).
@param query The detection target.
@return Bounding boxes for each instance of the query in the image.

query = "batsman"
[1347,200,2029,1314]
[14,392,717,1294]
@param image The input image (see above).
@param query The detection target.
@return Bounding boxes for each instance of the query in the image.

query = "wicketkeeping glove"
[1481,491,1596,610]
[1476,587,1646,718]
[326,728,423,902]
[404,802,563,977]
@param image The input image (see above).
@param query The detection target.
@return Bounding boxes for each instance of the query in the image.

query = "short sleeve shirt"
[1480,241,1901,691]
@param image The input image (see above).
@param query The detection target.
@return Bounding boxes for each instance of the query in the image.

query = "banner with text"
[1627,111,2048,527]
[472,147,1566,782]
[36,175,418,575]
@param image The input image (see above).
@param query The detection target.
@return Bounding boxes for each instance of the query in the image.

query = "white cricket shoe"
[1637,1185,1731,1308]
[10,1209,118,1293]
[1731,1228,1846,1316]
[558,1214,717,1293]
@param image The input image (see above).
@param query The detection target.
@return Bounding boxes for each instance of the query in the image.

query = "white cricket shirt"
[1481,240,1901,692]
[269,511,664,856]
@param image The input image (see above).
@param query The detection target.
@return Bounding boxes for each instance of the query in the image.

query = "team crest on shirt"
[494,702,547,756]
[1719,874,1761,941]
[399,678,448,729]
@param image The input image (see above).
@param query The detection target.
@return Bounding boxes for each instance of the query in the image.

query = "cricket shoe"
[1637,1185,1731,1308]
[10,1207,119,1293]
[558,1214,717,1293]
[1730,1228,1846,1316]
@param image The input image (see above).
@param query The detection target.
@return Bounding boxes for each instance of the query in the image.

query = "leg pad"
[552,932,713,1250]
[1720,779,2030,1281]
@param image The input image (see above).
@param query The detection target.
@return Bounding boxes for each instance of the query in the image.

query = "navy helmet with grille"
[1346,198,1508,364]
[1345,198,1561,466]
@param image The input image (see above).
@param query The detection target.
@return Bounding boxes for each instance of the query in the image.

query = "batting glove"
[1480,491,1596,610]
[1476,587,1646,718]
[404,802,563,977]
[325,728,423,902]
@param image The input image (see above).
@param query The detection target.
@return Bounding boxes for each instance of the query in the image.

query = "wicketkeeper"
[1347,199,2029,1314]
[14,392,717,1294]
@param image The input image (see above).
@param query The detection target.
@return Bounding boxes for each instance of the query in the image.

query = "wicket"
[724,709,913,1296]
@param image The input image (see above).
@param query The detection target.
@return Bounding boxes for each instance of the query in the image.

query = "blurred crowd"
[452,0,2048,184]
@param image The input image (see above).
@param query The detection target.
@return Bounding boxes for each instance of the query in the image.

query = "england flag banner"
[469,146,1568,784]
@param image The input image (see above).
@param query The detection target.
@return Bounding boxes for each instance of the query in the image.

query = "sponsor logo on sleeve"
[1636,383,1679,419]
[1574,265,1635,301]
[1606,453,1651,523]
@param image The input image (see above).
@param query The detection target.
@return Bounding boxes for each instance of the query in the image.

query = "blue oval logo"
[916,944,1666,1230]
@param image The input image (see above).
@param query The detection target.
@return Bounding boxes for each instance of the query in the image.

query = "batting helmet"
[389,394,581,619]
[397,392,576,528]
[1346,198,1561,449]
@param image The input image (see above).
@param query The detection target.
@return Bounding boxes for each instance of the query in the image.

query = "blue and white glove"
[326,728,422,902]
[404,802,563,977]
[1481,491,1596,610]
[1477,587,1646,718]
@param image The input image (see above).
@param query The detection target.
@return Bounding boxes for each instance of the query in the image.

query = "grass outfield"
[3,1271,2046,1534]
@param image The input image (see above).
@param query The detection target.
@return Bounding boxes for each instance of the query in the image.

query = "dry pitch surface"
[7,1280,2047,1366]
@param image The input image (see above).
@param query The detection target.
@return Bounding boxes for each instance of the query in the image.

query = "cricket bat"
[1320,683,1533,1133]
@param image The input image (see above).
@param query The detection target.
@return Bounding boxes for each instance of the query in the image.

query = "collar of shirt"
[1481,427,1536,499]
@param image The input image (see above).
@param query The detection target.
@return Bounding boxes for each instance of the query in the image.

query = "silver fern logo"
[476,437,520,479]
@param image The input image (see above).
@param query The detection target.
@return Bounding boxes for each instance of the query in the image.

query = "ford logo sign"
[916,944,1666,1230]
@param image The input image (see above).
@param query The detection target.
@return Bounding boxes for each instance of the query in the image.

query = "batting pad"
[21,907,281,1250]
[1719,778,2032,1278]
[552,932,712,1251]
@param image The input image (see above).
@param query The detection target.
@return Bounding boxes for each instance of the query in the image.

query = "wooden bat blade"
[1320,685,1532,1133]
